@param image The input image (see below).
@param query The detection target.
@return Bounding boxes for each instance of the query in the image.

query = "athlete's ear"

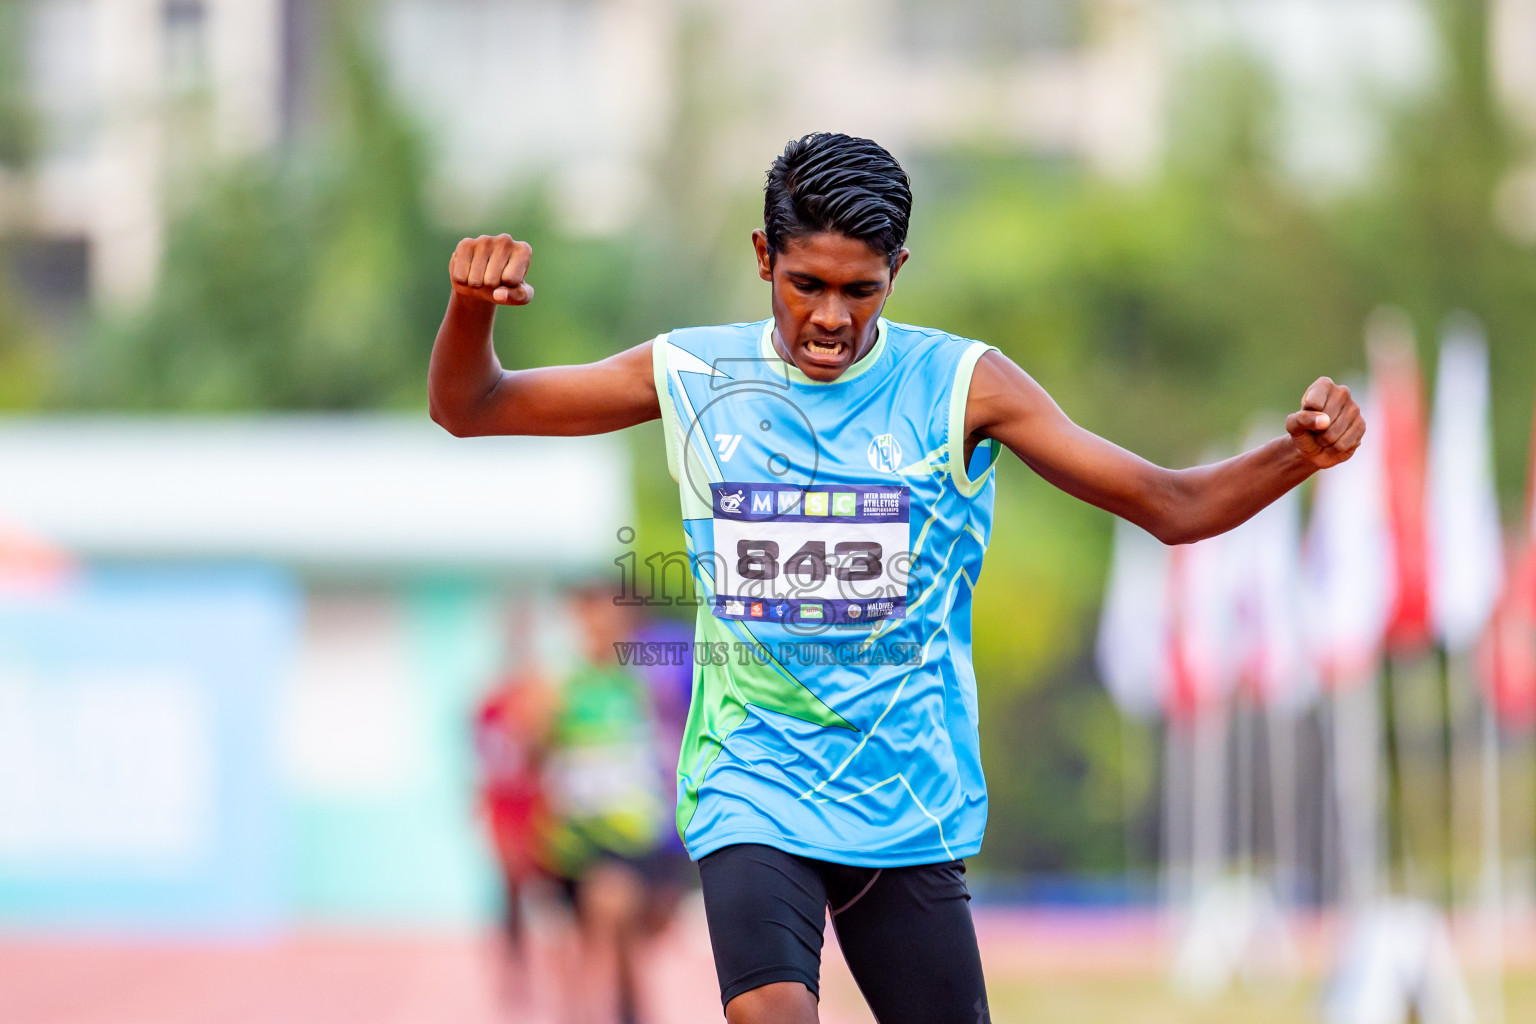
[752,229,773,282]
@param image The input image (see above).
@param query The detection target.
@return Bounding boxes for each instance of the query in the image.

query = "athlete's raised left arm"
[963,351,1364,545]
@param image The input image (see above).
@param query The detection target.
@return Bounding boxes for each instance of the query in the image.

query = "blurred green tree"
[0,1,43,409]
[67,16,450,410]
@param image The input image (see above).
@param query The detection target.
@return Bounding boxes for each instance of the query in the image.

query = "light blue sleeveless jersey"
[652,317,1001,866]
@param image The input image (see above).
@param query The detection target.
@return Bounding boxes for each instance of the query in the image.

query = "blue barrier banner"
[0,567,300,934]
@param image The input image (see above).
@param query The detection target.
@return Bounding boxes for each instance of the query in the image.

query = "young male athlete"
[429,133,1364,1024]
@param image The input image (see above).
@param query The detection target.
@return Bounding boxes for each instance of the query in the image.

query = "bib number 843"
[736,540,881,583]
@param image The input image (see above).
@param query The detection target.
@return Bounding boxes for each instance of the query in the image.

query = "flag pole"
[1165,713,1191,913]
[1121,711,1142,894]
[1383,652,1428,899]
[1235,690,1255,879]
[1477,691,1506,1024]
[1266,701,1299,906]
[1426,317,1508,1021]
[1332,670,1382,910]
[1190,694,1228,898]
[1320,687,1338,908]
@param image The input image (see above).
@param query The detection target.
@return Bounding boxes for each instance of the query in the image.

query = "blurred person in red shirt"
[473,657,557,1009]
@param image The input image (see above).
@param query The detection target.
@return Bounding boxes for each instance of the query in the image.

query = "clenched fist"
[450,233,534,306]
[1286,376,1365,469]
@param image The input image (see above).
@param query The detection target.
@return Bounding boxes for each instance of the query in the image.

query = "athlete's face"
[753,229,909,383]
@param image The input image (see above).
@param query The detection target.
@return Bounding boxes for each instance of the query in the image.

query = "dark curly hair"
[763,133,912,269]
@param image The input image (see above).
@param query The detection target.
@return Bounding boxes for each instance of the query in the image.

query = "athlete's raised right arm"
[428,233,661,437]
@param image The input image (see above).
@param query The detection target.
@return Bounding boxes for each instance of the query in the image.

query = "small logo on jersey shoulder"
[867,433,903,473]
[718,488,745,514]
[714,433,743,462]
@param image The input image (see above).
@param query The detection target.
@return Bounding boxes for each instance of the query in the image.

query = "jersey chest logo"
[867,433,903,473]
[714,433,743,461]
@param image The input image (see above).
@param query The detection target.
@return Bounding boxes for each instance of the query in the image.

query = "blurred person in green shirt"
[537,583,672,1024]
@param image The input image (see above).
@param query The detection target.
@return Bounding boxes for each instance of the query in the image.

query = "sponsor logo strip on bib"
[709,482,910,625]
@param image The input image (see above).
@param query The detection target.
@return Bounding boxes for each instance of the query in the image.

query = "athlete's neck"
[770,322,880,380]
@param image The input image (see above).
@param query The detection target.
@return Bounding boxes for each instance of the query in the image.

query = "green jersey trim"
[651,333,683,483]
[654,332,723,519]
[675,608,857,838]
[757,317,889,387]
[948,342,1003,498]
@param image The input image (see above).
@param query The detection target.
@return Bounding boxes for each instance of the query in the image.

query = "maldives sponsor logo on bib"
[867,433,902,473]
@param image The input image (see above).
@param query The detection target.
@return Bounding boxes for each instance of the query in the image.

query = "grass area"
[821,959,1536,1023]
[986,976,1319,1024]
[982,972,1536,1024]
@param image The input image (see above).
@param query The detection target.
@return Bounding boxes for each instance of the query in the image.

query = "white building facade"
[7,0,1535,308]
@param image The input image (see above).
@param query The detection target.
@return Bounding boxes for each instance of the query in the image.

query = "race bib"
[544,743,663,819]
[708,482,911,626]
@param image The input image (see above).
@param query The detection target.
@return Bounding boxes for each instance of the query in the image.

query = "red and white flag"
[1479,544,1536,730]
[1303,387,1392,686]
[1167,529,1237,717]
[1425,317,1504,654]
[1367,311,1431,653]
[1225,478,1315,714]
[1096,519,1172,719]
[1477,384,1536,730]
